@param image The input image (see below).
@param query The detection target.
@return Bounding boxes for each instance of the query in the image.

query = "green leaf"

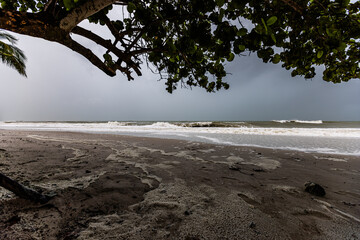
[237,28,248,37]
[216,0,225,7]
[63,0,74,10]
[337,42,347,51]
[103,53,112,61]
[261,18,268,33]
[254,25,263,34]
[317,50,324,59]
[227,53,235,62]
[238,45,246,51]
[257,51,264,59]
[342,0,350,7]
[36,2,44,8]
[127,2,136,13]
[326,28,333,37]
[272,54,281,64]
[271,33,276,43]
[266,16,278,26]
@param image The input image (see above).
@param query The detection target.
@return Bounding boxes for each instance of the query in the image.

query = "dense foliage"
[0,0,359,92]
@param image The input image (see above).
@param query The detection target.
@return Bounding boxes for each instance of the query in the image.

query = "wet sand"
[0,130,359,239]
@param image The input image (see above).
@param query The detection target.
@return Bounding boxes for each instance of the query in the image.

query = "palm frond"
[0,32,27,77]
[0,31,18,45]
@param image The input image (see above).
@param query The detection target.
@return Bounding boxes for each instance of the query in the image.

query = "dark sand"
[0,130,359,239]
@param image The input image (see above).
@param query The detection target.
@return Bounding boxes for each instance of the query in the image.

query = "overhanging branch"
[61,36,116,76]
[71,26,143,79]
[71,26,125,58]
[59,0,125,32]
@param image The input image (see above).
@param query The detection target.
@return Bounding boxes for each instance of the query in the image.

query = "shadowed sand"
[0,130,359,239]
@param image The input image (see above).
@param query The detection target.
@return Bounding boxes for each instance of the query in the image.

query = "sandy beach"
[0,130,359,239]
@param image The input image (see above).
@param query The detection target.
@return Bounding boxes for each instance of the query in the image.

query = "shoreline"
[1,130,360,239]
[1,127,360,157]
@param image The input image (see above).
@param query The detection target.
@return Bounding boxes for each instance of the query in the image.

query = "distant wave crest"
[181,121,250,128]
[150,122,182,128]
[273,120,323,124]
[107,121,129,126]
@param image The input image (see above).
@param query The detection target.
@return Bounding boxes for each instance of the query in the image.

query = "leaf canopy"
[0,0,359,92]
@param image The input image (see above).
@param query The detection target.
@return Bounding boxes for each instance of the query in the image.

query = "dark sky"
[1,30,359,121]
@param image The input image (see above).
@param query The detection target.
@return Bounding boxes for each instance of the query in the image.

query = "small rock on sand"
[304,182,326,197]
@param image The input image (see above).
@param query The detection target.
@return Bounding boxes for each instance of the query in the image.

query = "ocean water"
[1,121,360,156]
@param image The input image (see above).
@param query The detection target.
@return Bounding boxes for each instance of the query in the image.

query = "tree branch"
[59,0,125,32]
[0,172,52,203]
[0,9,66,41]
[44,0,58,12]
[62,36,116,76]
[279,0,303,14]
[125,28,146,53]
[100,13,120,38]
[71,26,143,78]
[71,26,125,58]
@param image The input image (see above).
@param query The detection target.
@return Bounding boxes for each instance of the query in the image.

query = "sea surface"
[1,121,360,156]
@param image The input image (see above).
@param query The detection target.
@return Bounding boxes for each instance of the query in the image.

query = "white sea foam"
[0,121,359,138]
[196,136,236,145]
[1,121,360,156]
[107,121,130,126]
[149,122,182,128]
[273,120,290,123]
[295,120,323,124]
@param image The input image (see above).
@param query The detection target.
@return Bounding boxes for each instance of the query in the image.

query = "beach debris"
[304,182,326,197]
[184,210,192,216]
[253,168,265,172]
[249,222,256,228]
[0,172,53,204]
[342,201,356,207]
[0,148,6,152]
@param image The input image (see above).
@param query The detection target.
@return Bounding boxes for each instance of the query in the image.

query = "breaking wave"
[273,120,323,124]
[179,122,250,128]
[149,122,182,128]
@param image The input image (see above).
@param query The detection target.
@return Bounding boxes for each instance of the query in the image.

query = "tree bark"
[0,9,68,41]
[0,172,52,203]
[59,0,122,32]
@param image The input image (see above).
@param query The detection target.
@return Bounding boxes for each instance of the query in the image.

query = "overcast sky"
[1,28,359,121]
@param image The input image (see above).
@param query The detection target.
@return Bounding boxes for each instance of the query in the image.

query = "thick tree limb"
[0,172,51,203]
[59,0,124,32]
[0,10,118,77]
[0,9,67,41]
[0,9,141,79]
